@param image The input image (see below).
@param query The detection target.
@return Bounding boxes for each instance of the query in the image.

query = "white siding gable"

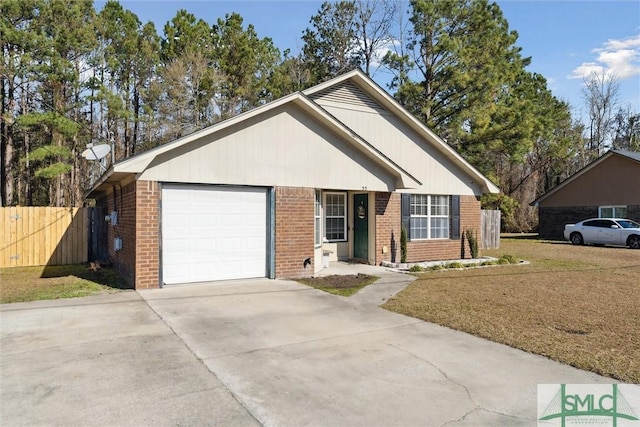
[309,82,484,195]
[139,103,399,191]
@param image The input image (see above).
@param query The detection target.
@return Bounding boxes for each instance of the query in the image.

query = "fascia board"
[302,70,361,96]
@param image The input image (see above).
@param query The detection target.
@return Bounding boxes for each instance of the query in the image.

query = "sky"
[100,0,640,121]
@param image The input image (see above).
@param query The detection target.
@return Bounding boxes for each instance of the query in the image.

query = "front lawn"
[0,264,129,304]
[383,237,640,383]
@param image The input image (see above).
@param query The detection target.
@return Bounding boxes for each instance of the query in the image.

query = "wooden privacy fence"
[0,207,90,268]
[481,209,501,249]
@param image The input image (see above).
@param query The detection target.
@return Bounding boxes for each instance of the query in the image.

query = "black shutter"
[401,193,411,240]
[451,195,460,240]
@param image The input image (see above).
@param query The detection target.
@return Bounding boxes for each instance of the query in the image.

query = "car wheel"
[570,232,584,246]
[628,235,640,249]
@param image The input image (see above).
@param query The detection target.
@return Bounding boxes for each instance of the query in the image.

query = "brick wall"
[460,195,482,258]
[407,195,480,261]
[629,205,640,224]
[92,180,160,289]
[94,182,137,287]
[539,205,640,240]
[374,192,400,264]
[538,206,597,240]
[375,194,481,263]
[135,180,160,289]
[275,186,315,278]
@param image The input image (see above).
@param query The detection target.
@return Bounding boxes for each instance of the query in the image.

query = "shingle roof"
[613,149,640,163]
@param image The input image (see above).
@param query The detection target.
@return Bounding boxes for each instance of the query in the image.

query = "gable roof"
[531,149,640,206]
[87,69,499,197]
[304,71,499,194]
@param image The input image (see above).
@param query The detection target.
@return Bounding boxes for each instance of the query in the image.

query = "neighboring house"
[86,70,499,290]
[532,149,640,239]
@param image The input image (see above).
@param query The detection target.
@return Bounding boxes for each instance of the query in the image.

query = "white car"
[564,218,640,249]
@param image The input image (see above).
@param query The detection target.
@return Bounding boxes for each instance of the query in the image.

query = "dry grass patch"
[383,237,640,382]
[0,264,129,304]
[297,274,379,296]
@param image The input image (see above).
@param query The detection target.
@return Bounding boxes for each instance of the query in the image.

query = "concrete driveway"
[1,266,611,426]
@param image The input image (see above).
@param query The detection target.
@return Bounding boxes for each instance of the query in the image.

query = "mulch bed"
[299,273,373,289]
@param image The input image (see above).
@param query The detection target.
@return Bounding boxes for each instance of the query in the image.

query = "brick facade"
[460,194,482,257]
[374,192,400,265]
[275,186,315,278]
[135,180,160,289]
[97,182,484,288]
[630,205,640,224]
[94,180,160,290]
[539,205,640,240]
[374,193,481,263]
[95,181,137,287]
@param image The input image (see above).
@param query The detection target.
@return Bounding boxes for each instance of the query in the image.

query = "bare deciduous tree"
[582,71,619,161]
[355,0,398,76]
[611,105,640,152]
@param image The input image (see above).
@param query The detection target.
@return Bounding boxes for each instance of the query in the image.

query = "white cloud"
[601,35,640,51]
[570,62,605,79]
[570,34,640,80]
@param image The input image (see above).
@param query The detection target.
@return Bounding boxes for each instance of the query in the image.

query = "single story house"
[86,70,499,289]
[532,149,640,239]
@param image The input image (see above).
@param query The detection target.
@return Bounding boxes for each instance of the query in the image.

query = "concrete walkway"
[315,261,417,306]
[1,265,614,426]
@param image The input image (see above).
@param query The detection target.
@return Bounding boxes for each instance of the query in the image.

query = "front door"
[353,194,368,260]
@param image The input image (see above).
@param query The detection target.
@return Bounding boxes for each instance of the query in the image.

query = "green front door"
[353,194,368,260]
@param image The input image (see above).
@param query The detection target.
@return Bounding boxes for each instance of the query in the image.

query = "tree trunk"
[133,88,140,155]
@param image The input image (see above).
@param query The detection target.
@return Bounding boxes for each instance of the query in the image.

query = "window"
[409,194,450,239]
[585,219,615,228]
[430,195,450,238]
[599,205,627,218]
[324,192,346,241]
[315,190,322,247]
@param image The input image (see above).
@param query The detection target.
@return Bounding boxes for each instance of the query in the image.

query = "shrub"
[409,265,424,272]
[498,254,519,264]
[428,265,444,271]
[445,261,464,269]
[400,225,407,263]
[465,229,479,259]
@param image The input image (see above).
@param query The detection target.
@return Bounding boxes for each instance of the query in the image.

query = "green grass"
[0,264,129,304]
[297,274,379,296]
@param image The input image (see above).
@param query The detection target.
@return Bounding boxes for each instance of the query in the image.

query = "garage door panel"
[162,185,267,284]
[164,264,189,282]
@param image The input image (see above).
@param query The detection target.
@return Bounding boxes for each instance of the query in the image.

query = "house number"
[361,186,367,191]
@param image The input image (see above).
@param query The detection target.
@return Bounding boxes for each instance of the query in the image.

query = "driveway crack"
[389,343,478,405]
[387,343,482,426]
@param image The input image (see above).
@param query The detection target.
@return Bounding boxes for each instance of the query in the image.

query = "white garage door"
[162,185,267,284]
